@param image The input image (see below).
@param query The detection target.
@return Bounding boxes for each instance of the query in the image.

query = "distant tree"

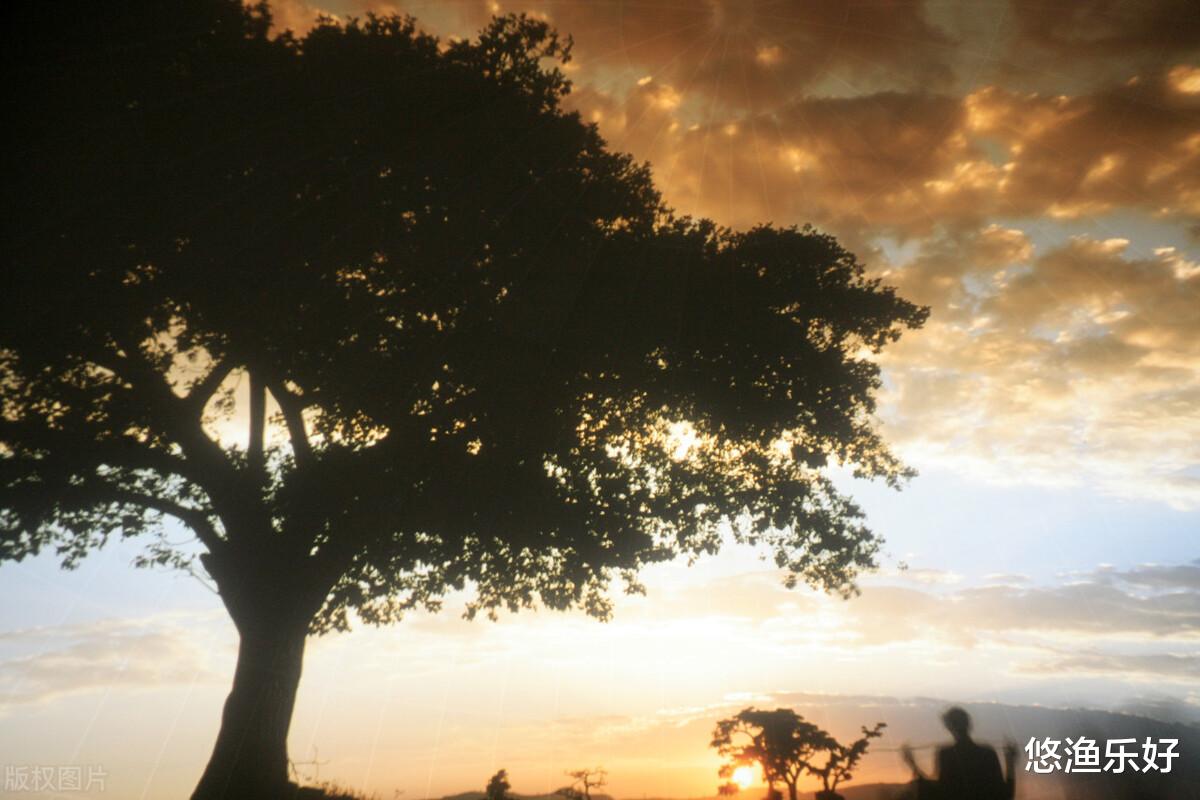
[556,768,608,800]
[2,2,925,799]
[810,724,887,800]
[712,710,885,800]
[713,709,831,800]
[486,769,512,800]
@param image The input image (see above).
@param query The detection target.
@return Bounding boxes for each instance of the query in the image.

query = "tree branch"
[102,335,253,532]
[0,420,199,484]
[265,378,313,465]
[248,369,266,475]
[185,358,236,417]
[106,487,226,552]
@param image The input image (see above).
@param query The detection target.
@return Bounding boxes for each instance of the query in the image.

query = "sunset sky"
[2,2,1198,798]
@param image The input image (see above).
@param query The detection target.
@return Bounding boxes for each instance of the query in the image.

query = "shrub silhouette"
[556,768,608,800]
[486,770,512,800]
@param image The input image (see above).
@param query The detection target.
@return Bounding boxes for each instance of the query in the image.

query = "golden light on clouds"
[754,44,782,67]
[1170,64,1200,94]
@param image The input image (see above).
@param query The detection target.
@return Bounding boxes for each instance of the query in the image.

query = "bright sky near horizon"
[2,1,1198,798]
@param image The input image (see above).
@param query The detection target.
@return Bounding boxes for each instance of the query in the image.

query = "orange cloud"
[969,71,1200,219]
[494,0,954,107]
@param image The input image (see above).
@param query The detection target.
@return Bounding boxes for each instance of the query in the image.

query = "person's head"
[942,706,972,741]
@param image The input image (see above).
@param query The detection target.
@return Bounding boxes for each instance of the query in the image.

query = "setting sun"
[731,766,755,790]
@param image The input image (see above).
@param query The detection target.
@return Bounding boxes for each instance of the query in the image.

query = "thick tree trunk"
[191,615,309,800]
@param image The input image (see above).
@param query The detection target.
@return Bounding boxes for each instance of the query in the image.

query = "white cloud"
[0,613,229,708]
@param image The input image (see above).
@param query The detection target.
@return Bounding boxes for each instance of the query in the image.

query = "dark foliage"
[1,1,925,796]
[713,708,886,800]
[487,770,512,800]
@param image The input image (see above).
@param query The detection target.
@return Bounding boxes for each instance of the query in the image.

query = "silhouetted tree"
[713,709,831,800]
[810,723,886,800]
[486,769,512,800]
[556,768,607,800]
[2,2,925,798]
[713,710,885,800]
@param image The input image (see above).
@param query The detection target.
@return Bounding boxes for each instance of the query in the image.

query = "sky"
[1,1,1198,798]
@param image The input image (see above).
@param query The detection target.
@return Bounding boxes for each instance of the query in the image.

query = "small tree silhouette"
[712,709,886,800]
[810,724,886,800]
[713,709,829,800]
[556,768,607,800]
[486,769,512,800]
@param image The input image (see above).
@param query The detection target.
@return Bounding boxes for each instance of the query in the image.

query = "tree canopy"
[1,1,925,796]
[2,2,924,630]
[712,708,885,800]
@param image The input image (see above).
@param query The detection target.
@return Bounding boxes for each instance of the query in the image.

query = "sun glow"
[731,766,755,790]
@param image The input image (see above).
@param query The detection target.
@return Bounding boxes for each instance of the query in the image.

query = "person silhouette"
[901,707,1017,800]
